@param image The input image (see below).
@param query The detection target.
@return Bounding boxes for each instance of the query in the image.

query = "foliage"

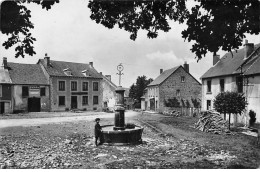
[213,91,247,130]
[129,75,153,103]
[191,98,200,108]
[2,0,259,59]
[186,99,190,108]
[249,110,256,127]
[1,0,59,58]
[88,0,260,60]
[164,97,181,108]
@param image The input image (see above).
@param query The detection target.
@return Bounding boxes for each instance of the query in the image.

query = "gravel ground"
[0,111,259,169]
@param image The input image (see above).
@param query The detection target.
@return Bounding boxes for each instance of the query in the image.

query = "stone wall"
[158,67,201,113]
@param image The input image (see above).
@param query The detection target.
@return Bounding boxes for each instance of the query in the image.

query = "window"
[58,81,65,91]
[82,96,88,105]
[40,87,46,96]
[59,96,65,106]
[207,80,211,93]
[176,89,180,97]
[22,86,29,97]
[93,96,98,105]
[236,76,243,93]
[220,79,225,92]
[0,85,2,97]
[93,82,98,91]
[181,76,185,82]
[82,82,88,91]
[71,81,77,91]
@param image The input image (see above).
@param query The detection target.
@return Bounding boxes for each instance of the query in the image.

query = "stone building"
[38,54,103,111]
[201,40,260,124]
[0,58,12,114]
[0,57,50,113]
[144,62,201,113]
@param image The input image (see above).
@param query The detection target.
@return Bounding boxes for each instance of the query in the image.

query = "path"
[0,111,139,129]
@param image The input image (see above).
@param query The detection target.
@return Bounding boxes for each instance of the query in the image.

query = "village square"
[0,0,260,169]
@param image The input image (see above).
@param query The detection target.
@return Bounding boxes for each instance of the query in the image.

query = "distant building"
[101,74,117,110]
[0,58,13,114]
[0,57,50,113]
[124,88,134,110]
[201,40,260,124]
[38,54,103,111]
[143,62,201,113]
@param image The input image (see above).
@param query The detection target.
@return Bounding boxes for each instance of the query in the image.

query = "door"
[28,97,41,112]
[71,96,78,109]
[150,98,155,111]
[207,100,211,110]
[0,102,4,114]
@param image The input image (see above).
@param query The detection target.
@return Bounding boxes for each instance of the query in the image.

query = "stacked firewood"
[195,110,230,134]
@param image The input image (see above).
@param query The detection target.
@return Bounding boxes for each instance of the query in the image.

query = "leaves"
[88,0,188,41]
[88,0,260,60]
[129,75,153,103]
[1,0,59,58]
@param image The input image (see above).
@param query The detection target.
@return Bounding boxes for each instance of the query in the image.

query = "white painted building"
[201,40,260,124]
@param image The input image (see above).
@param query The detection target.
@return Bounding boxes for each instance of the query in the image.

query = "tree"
[2,0,259,59]
[164,97,180,108]
[1,0,59,58]
[88,0,260,60]
[129,75,153,103]
[213,91,247,130]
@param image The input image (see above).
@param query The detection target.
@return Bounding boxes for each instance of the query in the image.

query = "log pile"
[195,110,230,134]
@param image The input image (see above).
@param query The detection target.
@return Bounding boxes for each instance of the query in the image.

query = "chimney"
[160,69,163,74]
[44,53,50,67]
[2,57,7,68]
[213,53,220,66]
[105,75,111,81]
[244,39,254,59]
[89,62,93,67]
[183,61,189,73]
[100,72,102,76]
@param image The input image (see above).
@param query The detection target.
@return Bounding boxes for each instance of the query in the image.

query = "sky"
[0,0,259,88]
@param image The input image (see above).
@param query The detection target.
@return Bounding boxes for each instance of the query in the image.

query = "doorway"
[207,100,211,110]
[28,97,41,112]
[0,102,5,114]
[71,96,78,109]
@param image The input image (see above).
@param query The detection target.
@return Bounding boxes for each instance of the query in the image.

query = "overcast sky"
[0,0,259,88]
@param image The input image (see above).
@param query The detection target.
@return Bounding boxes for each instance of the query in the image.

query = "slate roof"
[7,63,49,85]
[201,44,260,79]
[148,66,180,86]
[38,59,102,79]
[102,75,117,88]
[0,67,12,84]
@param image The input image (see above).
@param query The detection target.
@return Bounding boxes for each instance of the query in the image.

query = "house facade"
[38,55,103,111]
[0,57,50,113]
[144,62,201,113]
[0,58,12,114]
[101,74,117,110]
[201,40,260,124]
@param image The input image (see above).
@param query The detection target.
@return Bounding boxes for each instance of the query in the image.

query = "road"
[0,111,139,129]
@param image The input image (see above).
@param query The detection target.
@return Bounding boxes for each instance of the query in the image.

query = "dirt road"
[0,111,139,129]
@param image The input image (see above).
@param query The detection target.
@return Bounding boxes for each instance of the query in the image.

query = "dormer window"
[63,68,72,76]
[82,70,90,77]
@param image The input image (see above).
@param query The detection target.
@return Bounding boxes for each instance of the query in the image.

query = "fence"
[163,107,201,117]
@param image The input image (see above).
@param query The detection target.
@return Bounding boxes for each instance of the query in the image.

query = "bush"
[249,110,256,127]
[82,108,87,111]
[134,102,141,109]
[65,108,69,111]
